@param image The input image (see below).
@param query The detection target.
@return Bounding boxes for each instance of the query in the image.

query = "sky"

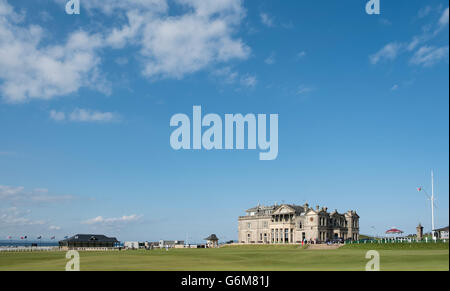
[0,0,448,243]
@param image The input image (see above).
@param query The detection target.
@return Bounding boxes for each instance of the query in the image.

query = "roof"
[246,205,276,213]
[385,228,404,234]
[285,204,305,215]
[270,204,306,215]
[433,226,449,232]
[59,234,119,243]
[205,234,219,241]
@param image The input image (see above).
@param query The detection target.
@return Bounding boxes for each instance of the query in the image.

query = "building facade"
[59,234,120,250]
[238,203,359,244]
[433,226,449,239]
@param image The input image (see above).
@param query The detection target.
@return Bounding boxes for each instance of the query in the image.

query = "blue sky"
[0,0,448,242]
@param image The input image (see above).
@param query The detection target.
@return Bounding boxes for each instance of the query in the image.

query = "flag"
[51,236,55,240]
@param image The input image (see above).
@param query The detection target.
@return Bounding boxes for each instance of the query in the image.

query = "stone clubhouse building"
[238,203,359,244]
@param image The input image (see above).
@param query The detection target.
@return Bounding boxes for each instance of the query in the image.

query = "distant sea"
[0,240,58,247]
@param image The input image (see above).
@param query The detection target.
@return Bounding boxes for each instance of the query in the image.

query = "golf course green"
[0,244,448,271]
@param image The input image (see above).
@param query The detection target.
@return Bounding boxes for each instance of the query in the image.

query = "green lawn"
[0,245,448,271]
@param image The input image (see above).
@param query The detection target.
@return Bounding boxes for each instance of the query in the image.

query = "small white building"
[205,234,219,248]
[433,226,449,239]
[158,240,184,248]
[124,241,139,250]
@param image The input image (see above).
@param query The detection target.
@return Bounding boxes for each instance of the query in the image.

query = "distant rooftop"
[59,234,119,243]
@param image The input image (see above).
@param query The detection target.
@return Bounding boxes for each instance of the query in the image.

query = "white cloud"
[0,207,46,227]
[0,185,24,199]
[50,109,120,123]
[297,85,315,95]
[0,185,73,204]
[240,74,257,88]
[439,7,449,27]
[139,1,249,79]
[371,6,449,67]
[410,45,449,67]
[264,53,276,65]
[2,0,250,102]
[93,0,250,79]
[369,43,402,64]
[260,13,274,27]
[76,0,168,15]
[212,66,239,84]
[50,110,65,122]
[418,6,433,19]
[0,0,106,103]
[49,225,61,230]
[69,108,120,123]
[82,214,142,225]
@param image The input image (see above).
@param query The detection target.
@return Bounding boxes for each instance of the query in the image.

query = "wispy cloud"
[50,109,121,123]
[240,74,258,88]
[0,0,107,103]
[0,207,46,228]
[0,185,74,205]
[439,7,449,27]
[418,6,433,19]
[265,52,276,65]
[70,108,120,123]
[370,6,449,67]
[410,45,449,67]
[260,13,274,27]
[49,110,66,122]
[82,214,142,225]
[369,43,402,64]
[297,85,315,95]
[1,0,251,102]
[212,67,257,89]
[212,66,239,84]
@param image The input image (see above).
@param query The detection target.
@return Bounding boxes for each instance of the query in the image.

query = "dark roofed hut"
[59,234,120,250]
[205,234,219,248]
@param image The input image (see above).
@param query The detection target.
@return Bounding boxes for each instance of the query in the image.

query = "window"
[247,223,251,229]
[299,222,303,229]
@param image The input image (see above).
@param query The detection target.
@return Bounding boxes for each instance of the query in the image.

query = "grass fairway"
[0,244,448,271]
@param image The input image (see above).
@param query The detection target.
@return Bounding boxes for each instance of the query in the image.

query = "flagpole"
[431,170,435,239]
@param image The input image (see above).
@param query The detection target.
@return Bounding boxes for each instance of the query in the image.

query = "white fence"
[0,246,59,252]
